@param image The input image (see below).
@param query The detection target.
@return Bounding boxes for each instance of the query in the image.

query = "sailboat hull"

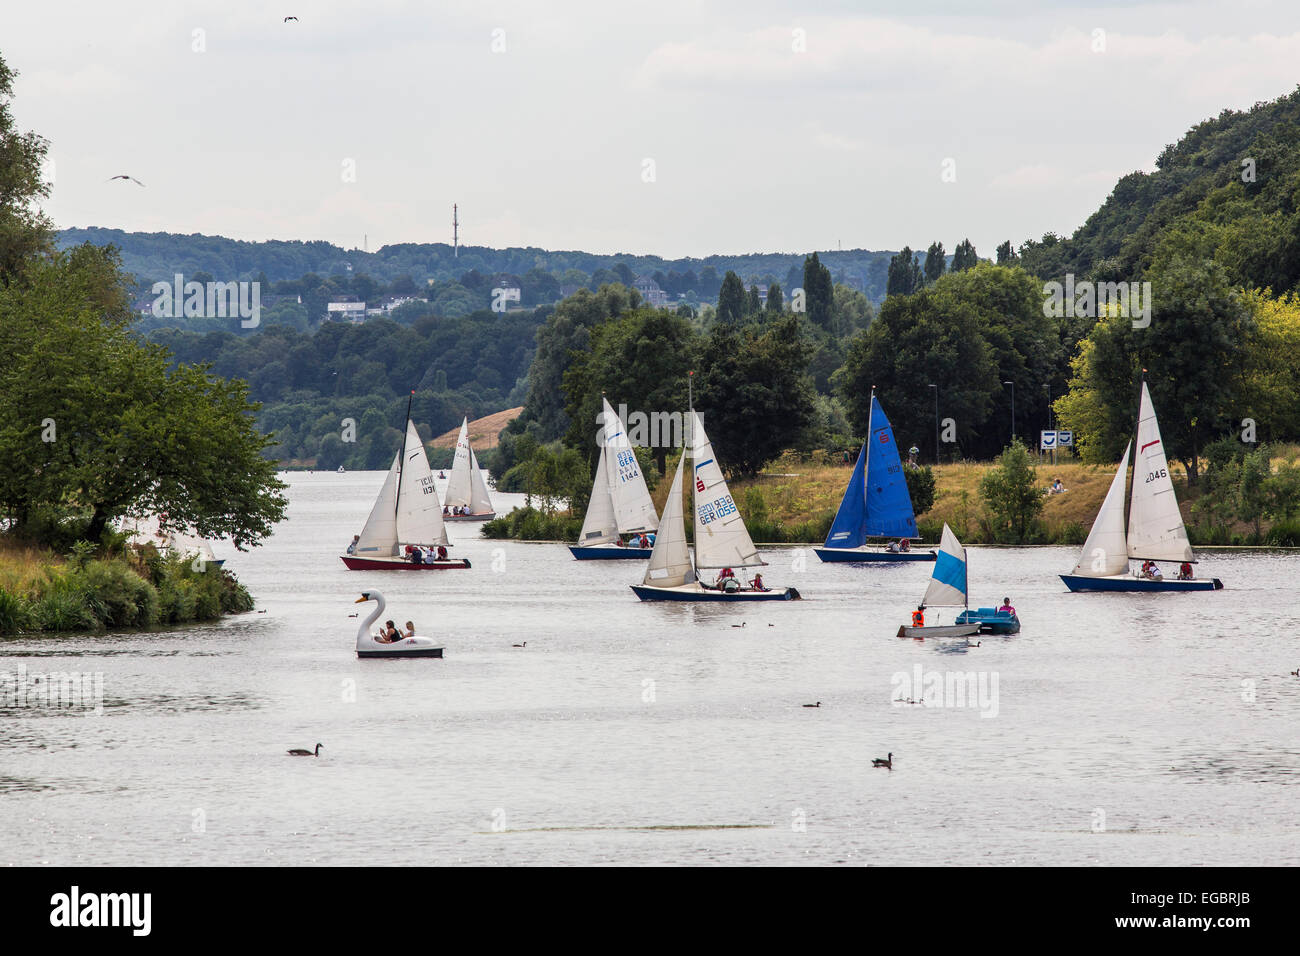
[896,623,980,638]
[341,556,472,570]
[444,512,495,522]
[1060,574,1223,593]
[569,545,654,560]
[631,582,801,602]
[814,547,935,563]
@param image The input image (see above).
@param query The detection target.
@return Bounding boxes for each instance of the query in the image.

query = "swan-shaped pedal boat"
[354,590,444,659]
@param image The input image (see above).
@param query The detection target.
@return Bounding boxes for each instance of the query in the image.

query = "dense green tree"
[717,270,746,324]
[560,308,698,473]
[765,282,784,313]
[904,465,936,517]
[0,247,287,545]
[886,247,923,297]
[802,252,833,328]
[923,242,946,283]
[695,313,817,477]
[951,238,979,272]
[746,284,762,316]
[0,54,53,286]
[995,240,1017,264]
[978,439,1043,543]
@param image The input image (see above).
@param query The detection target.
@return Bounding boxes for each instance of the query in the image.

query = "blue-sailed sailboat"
[815,391,935,563]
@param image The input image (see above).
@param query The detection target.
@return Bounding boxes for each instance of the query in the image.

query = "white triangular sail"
[354,452,400,556]
[1071,441,1132,577]
[601,397,658,533]
[1127,383,1194,562]
[396,420,450,546]
[642,452,693,587]
[577,444,619,545]
[921,524,968,607]
[445,418,473,508]
[467,446,494,514]
[690,411,764,570]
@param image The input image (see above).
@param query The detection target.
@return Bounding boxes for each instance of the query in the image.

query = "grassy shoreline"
[492,450,1293,546]
[0,541,253,636]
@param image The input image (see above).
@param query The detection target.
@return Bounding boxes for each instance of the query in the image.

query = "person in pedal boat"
[378,620,401,643]
[912,606,925,627]
[998,597,1016,616]
[402,621,416,639]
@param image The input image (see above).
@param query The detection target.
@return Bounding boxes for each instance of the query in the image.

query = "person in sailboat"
[443,505,450,516]
[898,538,910,552]
[1178,561,1193,580]
[437,545,448,561]
[912,606,925,627]
[347,534,360,555]
[715,567,738,592]
[887,540,900,553]
[750,572,768,592]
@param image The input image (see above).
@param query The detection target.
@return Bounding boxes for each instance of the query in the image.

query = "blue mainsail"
[823,441,868,547]
[823,396,918,548]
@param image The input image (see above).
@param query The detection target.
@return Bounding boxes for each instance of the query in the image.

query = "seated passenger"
[1178,561,1193,580]
[898,538,911,552]
[437,545,448,561]
[402,621,416,639]
[998,596,1016,616]
[751,572,768,592]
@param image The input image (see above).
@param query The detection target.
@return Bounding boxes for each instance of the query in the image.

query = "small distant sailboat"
[631,408,800,602]
[444,417,496,521]
[341,395,470,570]
[120,513,224,568]
[570,396,659,560]
[1060,378,1223,592]
[815,390,935,563]
[896,524,1018,636]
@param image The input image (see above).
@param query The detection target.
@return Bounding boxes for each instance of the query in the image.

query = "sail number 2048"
[1144,468,1167,483]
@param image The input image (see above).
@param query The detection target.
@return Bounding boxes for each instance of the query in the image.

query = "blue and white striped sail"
[921,524,968,607]
[823,396,918,548]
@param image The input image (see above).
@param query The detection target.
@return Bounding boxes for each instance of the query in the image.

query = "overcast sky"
[9,0,1300,259]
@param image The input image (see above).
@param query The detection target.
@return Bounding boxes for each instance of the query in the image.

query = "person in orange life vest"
[912,606,925,627]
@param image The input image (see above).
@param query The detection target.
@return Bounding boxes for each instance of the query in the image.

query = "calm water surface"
[3,471,1298,865]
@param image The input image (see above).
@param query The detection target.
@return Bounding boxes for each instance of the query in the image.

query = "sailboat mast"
[1123,369,1145,544]
[395,390,414,523]
[865,385,876,538]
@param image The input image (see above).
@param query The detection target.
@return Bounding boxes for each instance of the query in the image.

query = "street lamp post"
[927,383,939,464]
[1003,380,1015,445]
[1043,384,1053,466]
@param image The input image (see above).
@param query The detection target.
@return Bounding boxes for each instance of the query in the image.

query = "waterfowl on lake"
[802,702,821,708]
[732,622,746,628]
[512,642,526,648]
[288,743,322,756]
[872,752,893,769]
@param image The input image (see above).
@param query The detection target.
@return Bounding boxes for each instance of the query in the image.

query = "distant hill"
[431,407,523,451]
[55,226,899,302]
[1018,84,1300,294]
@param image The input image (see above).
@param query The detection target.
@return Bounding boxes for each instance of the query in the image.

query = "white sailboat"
[119,512,223,568]
[444,417,496,520]
[896,524,980,637]
[570,396,660,559]
[631,410,800,602]
[1061,379,1222,592]
[342,398,469,570]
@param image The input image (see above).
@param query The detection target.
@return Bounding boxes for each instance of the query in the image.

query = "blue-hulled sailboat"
[631,410,800,602]
[815,390,935,563]
[569,396,659,559]
[1060,378,1223,593]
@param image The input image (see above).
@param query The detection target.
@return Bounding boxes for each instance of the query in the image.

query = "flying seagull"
[284,16,298,21]
[107,175,145,187]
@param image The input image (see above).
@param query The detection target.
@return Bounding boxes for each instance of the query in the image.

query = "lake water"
[3,471,1298,866]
